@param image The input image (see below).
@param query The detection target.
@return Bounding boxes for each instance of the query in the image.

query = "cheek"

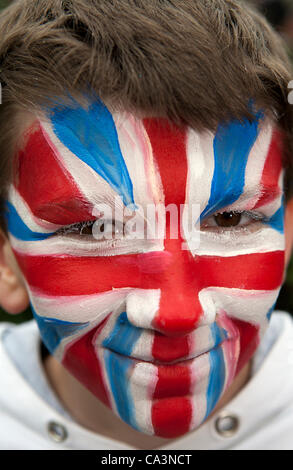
[210,249,286,373]
[10,242,285,438]
[15,246,285,364]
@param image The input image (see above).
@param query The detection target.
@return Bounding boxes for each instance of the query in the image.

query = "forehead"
[13,100,283,225]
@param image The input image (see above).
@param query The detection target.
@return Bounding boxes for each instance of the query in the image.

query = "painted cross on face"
[5,99,285,438]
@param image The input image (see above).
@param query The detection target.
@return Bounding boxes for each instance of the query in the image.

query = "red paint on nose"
[143,119,203,336]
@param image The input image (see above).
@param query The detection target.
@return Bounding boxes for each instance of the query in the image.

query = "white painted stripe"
[113,112,164,209]
[129,362,158,435]
[198,287,280,336]
[189,353,210,430]
[8,232,164,257]
[8,186,62,233]
[183,129,215,253]
[29,288,130,323]
[131,329,154,362]
[255,170,284,217]
[195,226,284,257]
[235,118,273,211]
[40,116,125,211]
[126,289,161,329]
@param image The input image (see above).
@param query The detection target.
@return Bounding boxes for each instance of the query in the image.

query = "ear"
[284,198,293,267]
[0,231,30,314]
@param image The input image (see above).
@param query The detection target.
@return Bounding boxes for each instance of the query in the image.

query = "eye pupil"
[214,212,242,227]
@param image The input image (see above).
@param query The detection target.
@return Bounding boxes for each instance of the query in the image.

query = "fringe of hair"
[0,0,292,230]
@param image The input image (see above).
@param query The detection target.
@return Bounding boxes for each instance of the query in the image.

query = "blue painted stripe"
[31,305,89,354]
[5,201,54,241]
[49,99,135,209]
[267,302,277,321]
[103,312,143,430]
[266,200,284,234]
[102,312,143,356]
[211,322,228,344]
[201,112,262,220]
[104,349,139,430]
[205,325,226,419]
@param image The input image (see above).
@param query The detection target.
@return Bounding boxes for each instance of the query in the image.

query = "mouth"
[101,337,233,366]
[95,316,237,366]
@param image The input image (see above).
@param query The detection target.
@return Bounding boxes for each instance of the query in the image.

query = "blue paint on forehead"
[49,99,136,209]
[201,112,263,220]
[4,201,54,241]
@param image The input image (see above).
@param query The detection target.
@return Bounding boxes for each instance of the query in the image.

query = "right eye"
[56,219,125,241]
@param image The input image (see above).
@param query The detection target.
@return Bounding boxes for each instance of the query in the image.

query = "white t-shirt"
[0,312,293,450]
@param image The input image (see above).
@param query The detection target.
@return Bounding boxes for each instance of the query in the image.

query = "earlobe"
[0,231,30,315]
[284,198,293,266]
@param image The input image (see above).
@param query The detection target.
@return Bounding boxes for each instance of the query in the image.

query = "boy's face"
[5,100,285,438]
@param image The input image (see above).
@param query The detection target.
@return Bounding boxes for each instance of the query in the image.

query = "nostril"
[152,317,199,337]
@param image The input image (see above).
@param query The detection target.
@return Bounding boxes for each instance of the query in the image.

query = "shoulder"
[0,320,49,449]
[0,319,38,404]
[235,311,293,450]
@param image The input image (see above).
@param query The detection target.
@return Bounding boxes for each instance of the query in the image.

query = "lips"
[94,311,234,365]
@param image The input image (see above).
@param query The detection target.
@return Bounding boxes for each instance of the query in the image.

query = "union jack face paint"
[5,99,285,438]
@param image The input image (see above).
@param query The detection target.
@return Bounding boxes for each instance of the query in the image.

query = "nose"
[127,237,204,337]
[152,237,203,336]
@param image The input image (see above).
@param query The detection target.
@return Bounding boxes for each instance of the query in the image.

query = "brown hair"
[0,0,292,230]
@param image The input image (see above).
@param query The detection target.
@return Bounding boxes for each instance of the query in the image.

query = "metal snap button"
[47,421,68,443]
[214,412,240,437]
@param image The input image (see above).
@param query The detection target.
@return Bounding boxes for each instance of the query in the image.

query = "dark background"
[0,0,292,324]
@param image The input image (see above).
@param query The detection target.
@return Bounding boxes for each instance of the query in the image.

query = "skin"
[1,108,293,448]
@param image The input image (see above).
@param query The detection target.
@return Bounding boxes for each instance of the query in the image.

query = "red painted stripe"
[255,129,283,209]
[14,250,285,298]
[233,319,260,375]
[152,332,190,363]
[151,397,192,438]
[62,318,111,408]
[153,364,191,399]
[14,122,94,225]
[143,119,202,336]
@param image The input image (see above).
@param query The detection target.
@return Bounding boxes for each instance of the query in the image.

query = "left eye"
[202,211,260,229]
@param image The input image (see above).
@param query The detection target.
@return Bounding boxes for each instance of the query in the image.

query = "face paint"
[5,100,285,438]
